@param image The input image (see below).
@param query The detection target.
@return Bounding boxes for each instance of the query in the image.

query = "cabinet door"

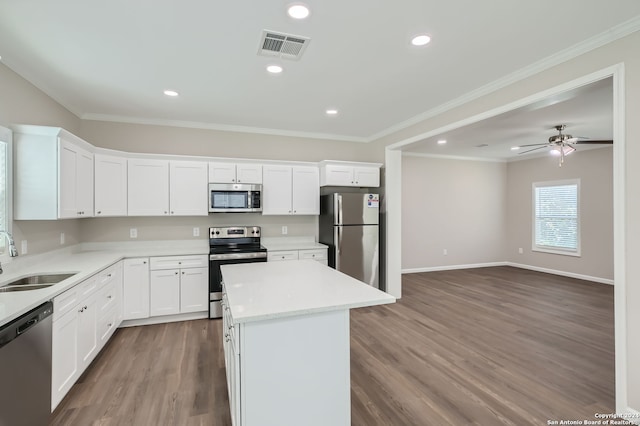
[169,161,208,216]
[150,270,181,316]
[58,139,79,218]
[51,308,79,410]
[123,258,150,320]
[324,165,354,186]
[77,292,99,371]
[353,166,380,187]
[95,154,127,216]
[262,165,293,215]
[128,159,169,216]
[76,148,94,217]
[292,166,319,215]
[208,162,237,183]
[236,163,263,184]
[179,267,208,313]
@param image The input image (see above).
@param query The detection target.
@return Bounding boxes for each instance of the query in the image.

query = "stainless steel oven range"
[209,226,267,319]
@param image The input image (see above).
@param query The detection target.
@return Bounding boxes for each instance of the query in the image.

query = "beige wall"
[506,148,613,280]
[401,155,507,270]
[374,31,640,413]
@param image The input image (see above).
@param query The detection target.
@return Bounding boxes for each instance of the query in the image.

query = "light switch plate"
[60,232,65,245]
[21,240,27,254]
[193,227,200,237]
[130,228,138,239]
[282,226,288,235]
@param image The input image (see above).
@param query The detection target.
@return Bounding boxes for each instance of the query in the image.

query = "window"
[532,179,580,256]
[0,126,11,257]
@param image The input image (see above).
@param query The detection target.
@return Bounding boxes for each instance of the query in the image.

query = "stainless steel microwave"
[209,183,262,213]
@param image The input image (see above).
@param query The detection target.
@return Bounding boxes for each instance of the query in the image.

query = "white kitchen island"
[221,260,395,426]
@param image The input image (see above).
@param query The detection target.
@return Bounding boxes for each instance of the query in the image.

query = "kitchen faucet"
[0,230,19,274]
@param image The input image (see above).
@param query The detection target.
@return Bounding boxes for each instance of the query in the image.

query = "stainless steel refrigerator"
[319,193,379,288]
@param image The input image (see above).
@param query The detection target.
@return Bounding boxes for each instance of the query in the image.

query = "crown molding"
[367,15,640,143]
[81,113,369,143]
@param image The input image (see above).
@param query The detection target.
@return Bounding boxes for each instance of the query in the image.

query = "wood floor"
[50,266,615,425]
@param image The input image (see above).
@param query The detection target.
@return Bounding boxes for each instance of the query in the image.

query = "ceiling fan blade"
[517,143,550,148]
[518,146,550,155]
[573,139,613,144]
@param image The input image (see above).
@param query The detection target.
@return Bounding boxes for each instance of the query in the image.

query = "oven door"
[209,252,267,318]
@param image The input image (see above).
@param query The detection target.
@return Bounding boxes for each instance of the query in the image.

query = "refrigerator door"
[335,224,379,288]
[336,193,379,225]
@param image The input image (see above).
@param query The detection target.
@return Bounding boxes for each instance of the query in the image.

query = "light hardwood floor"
[50,266,615,425]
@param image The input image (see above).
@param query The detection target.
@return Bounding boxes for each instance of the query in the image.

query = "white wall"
[401,155,507,271]
[506,147,613,281]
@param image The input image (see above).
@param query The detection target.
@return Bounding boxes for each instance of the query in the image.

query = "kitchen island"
[221,260,395,426]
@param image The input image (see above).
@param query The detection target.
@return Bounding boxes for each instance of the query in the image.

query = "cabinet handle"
[107,295,112,299]
[78,307,84,313]
[288,210,291,213]
[97,211,102,214]
[171,211,174,214]
[107,273,112,277]
[108,323,113,327]
[175,272,179,275]
[143,261,147,264]
[182,271,185,275]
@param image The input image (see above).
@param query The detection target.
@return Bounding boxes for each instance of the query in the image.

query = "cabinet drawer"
[53,287,79,322]
[76,277,99,300]
[150,255,208,270]
[267,251,299,261]
[98,305,119,345]
[98,280,118,314]
[96,264,119,288]
[299,249,327,261]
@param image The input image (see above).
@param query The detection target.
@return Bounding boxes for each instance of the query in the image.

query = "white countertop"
[221,260,395,323]
[0,240,209,327]
[261,236,328,251]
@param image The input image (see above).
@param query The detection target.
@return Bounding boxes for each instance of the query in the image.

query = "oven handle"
[210,252,267,261]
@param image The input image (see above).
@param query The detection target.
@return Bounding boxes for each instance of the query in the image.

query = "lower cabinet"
[149,255,208,317]
[51,261,123,410]
[122,258,150,320]
[267,248,328,265]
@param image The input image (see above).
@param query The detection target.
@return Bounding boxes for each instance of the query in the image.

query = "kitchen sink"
[0,273,77,292]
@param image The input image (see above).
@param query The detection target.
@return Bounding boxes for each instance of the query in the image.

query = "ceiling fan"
[517,124,613,166]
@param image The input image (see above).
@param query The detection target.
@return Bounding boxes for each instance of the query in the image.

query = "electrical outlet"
[60,232,65,245]
[193,227,200,237]
[282,226,288,235]
[518,247,523,254]
[130,228,138,239]
[443,248,448,255]
[21,240,27,254]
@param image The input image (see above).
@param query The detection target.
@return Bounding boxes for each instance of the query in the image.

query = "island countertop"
[221,260,395,323]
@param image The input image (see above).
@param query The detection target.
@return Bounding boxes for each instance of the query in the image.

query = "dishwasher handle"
[0,301,53,349]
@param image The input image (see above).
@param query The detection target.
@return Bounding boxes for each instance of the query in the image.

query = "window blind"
[534,183,578,252]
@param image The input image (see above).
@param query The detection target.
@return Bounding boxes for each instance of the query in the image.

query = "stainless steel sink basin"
[0,273,77,292]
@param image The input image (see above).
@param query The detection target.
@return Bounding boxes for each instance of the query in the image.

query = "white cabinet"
[209,162,263,184]
[170,161,208,216]
[149,255,209,316]
[94,154,127,216]
[319,161,381,187]
[128,159,169,216]
[13,125,95,220]
[52,262,124,410]
[123,258,150,320]
[267,248,328,265]
[128,159,208,216]
[262,165,319,215]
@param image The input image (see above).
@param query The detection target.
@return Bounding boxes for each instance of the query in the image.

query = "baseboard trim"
[402,262,614,285]
[505,262,614,285]
[622,407,640,426]
[402,262,507,274]
[119,311,208,328]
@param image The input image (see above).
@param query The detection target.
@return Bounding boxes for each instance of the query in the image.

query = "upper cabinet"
[319,161,382,188]
[128,159,208,217]
[262,165,319,215]
[208,162,263,184]
[94,154,127,217]
[14,126,94,220]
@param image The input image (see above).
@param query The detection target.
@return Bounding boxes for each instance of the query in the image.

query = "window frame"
[531,179,581,257]
[0,125,13,261]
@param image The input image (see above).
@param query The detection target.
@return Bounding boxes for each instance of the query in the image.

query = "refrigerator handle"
[336,193,343,225]
[334,226,341,270]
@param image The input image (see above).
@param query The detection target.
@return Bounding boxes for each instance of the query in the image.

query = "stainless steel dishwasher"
[0,301,53,426]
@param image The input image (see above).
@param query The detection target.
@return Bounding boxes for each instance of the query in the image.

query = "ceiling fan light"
[550,145,575,156]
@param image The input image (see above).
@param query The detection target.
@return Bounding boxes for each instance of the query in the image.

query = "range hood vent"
[258,30,310,60]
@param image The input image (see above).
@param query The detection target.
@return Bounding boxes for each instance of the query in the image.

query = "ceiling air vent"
[258,30,310,60]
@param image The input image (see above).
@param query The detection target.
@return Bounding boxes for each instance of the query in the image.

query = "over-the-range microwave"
[209,183,262,213]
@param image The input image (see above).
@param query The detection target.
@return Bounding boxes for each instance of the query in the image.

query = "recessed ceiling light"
[511,146,521,151]
[287,4,310,19]
[411,34,431,46]
[266,65,283,74]
[163,90,179,97]
[326,109,338,115]
[437,139,447,145]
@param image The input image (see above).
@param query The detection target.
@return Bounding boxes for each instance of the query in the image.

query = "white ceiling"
[0,1,638,144]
